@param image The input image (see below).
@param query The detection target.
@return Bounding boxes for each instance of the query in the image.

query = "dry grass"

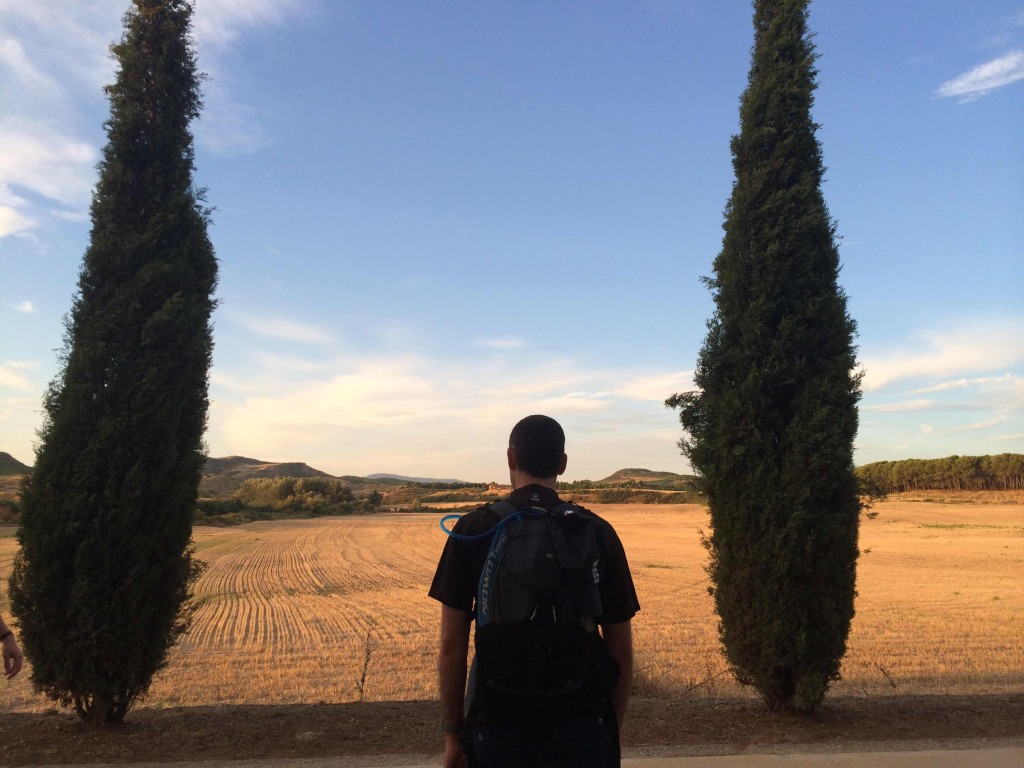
[1,501,1021,712]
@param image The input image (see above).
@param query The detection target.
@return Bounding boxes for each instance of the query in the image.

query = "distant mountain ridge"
[202,455,333,479]
[5,451,691,490]
[366,472,467,485]
[0,452,31,476]
[198,455,689,496]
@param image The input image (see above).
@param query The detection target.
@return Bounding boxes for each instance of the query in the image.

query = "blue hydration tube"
[439,510,533,541]
[440,514,520,544]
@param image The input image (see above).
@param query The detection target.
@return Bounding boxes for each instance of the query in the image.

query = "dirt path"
[2,694,1023,766]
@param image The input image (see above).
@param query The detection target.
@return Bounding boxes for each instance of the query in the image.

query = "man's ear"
[557,453,567,476]
[507,446,517,471]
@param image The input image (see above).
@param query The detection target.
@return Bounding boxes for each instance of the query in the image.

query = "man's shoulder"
[450,503,502,536]
[559,499,612,527]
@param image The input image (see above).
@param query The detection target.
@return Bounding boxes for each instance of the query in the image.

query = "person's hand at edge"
[2,631,23,680]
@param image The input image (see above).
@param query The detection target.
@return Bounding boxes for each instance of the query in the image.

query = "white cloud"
[613,370,695,402]
[12,300,37,314]
[0,0,305,241]
[0,362,36,392]
[860,319,1024,392]
[0,120,97,203]
[912,376,990,395]
[0,2,120,96]
[936,50,1024,100]
[951,416,1009,432]
[477,337,528,350]
[189,0,307,156]
[192,0,304,51]
[0,36,59,95]
[863,399,936,414]
[0,203,34,239]
[994,433,1024,442]
[228,311,336,345]
[0,118,97,238]
[205,350,690,480]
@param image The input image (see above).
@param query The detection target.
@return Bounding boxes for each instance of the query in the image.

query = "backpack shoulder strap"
[551,500,586,516]
[488,500,519,519]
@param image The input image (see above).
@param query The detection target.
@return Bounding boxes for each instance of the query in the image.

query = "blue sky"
[1,1,1022,483]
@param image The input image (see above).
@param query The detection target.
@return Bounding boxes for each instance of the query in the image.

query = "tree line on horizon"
[857,454,1024,494]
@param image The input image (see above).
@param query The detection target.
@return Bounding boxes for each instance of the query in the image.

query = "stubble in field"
[0,501,1021,711]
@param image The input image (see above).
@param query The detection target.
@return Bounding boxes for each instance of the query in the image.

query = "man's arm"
[603,620,633,727]
[439,604,471,767]
[0,613,23,680]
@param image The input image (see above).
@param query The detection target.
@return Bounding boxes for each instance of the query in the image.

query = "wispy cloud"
[0,204,34,239]
[860,319,1024,392]
[0,0,304,241]
[228,311,336,345]
[0,361,38,392]
[863,399,936,414]
[0,118,97,238]
[910,373,1019,395]
[613,370,695,402]
[190,0,307,155]
[206,350,690,479]
[951,416,1008,432]
[936,50,1024,101]
[477,337,528,350]
[12,300,37,314]
[192,0,304,52]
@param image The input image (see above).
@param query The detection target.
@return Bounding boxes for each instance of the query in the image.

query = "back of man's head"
[509,415,565,479]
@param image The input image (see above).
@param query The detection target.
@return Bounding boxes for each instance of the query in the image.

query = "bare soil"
[1,693,1022,765]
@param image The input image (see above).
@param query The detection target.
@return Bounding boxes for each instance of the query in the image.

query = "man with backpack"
[429,415,640,768]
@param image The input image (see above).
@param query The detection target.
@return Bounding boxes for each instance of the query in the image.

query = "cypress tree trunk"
[667,0,861,713]
[9,0,216,725]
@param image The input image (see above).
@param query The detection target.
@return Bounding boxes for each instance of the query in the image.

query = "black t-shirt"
[428,484,641,721]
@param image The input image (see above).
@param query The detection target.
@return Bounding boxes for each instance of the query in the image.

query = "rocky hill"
[599,467,684,482]
[200,456,336,496]
[0,452,31,476]
[598,467,695,489]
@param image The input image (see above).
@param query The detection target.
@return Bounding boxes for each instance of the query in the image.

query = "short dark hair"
[509,415,565,478]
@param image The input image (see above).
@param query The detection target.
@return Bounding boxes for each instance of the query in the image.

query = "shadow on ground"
[1,693,1022,765]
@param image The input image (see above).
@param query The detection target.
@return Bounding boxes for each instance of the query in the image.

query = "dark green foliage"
[192,478,387,525]
[233,476,355,512]
[667,0,861,712]
[8,0,216,725]
[857,454,1024,493]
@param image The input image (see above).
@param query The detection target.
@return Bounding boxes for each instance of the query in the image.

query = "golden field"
[0,500,1021,711]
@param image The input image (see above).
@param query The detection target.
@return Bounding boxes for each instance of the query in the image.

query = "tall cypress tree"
[9,0,216,725]
[667,0,861,712]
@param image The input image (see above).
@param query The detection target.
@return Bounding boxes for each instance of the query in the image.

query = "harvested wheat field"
[0,501,1022,763]
[1,502,1022,704]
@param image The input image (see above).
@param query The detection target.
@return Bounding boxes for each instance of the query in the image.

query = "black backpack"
[443,500,617,697]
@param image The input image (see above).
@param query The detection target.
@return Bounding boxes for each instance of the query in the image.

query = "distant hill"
[198,455,693,499]
[366,473,468,485]
[200,456,335,496]
[0,452,31,476]
[599,468,690,484]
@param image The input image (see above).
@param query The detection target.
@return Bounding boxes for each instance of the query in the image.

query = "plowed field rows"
[0,502,1021,711]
